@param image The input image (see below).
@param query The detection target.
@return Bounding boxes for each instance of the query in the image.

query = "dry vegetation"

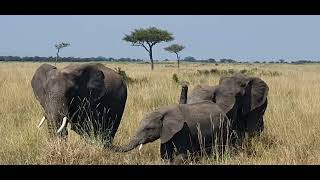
[1,62,320,165]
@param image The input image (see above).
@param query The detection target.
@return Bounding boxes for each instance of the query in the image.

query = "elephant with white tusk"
[31,63,127,145]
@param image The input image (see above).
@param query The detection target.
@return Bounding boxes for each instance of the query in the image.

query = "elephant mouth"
[37,116,69,134]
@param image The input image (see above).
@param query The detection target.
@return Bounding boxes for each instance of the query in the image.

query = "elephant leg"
[60,130,69,141]
[160,143,174,161]
[169,125,194,163]
[100,102,125,144]
[171,153,188,165]
[100,112,121,144]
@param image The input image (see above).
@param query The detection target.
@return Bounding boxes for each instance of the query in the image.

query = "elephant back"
[188,85,216,104]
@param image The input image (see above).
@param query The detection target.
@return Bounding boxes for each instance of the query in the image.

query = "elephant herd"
[31,63,269,164]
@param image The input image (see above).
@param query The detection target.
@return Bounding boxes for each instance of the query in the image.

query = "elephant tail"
[179,81,189,104]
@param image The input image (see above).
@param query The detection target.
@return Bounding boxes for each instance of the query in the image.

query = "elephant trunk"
[47,118,58,139]
[44,98,69,139]
[47,116,68,139]
[106,137,141,153]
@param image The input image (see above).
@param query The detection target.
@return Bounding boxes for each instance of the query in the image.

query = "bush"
[115,67,133,83]
[115,67,149,85]
[210,68,219,74]
[194,67,281,77]
[240,69,247,74]
[172,73,179,83]
[259,70,281,77]
[228,69,235,74]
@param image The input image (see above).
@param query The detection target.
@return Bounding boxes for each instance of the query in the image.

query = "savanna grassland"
[1,62,320,165]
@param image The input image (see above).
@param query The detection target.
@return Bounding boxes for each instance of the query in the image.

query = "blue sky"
[0,15,320,62]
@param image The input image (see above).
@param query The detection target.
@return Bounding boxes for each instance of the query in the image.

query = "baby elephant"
[109,101,238,164]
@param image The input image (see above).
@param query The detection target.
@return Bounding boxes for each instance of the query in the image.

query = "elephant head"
[210,83,247,138]
[31,63,107,138]
[110,105,185,152]
[218,73,269,136]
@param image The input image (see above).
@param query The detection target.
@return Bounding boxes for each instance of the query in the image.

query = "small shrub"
[165,64,176,68]
[239,69,255,76]
[115,67,149,85]
[228,69,235,74]
[220,70,228,75]
[240,69,248,74]
[172,73,179,83]
[259,70,281,77]
[210,68,219,74]
[271,71,281,76]
[115,67,133,83]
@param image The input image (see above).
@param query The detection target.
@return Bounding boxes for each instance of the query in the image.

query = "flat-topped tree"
[164,44,185,68]
[54,42,70,65]
[123,27,174,70]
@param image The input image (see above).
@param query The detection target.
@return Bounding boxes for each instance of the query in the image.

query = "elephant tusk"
[57,117,67,133]
[138,144,143,151]
[37,116,46,128]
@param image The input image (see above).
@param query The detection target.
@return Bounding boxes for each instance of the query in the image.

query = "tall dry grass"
[1,62,320,165]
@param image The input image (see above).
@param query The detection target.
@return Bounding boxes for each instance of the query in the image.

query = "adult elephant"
[109,100,239,164]
[179,82,246,142]
[31,63,127,145]
[219,73,268,137]
[180,73,269,137]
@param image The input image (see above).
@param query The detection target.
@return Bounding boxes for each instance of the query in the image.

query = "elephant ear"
[213,85,241,116]
[31,64,57,104]
[83,66,107,102]
[160,107,185,144]
[240,77,268,133]
[246,77,269,112]
[64,65,107,102]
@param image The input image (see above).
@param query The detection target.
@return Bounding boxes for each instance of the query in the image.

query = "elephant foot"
[171,154,188,165]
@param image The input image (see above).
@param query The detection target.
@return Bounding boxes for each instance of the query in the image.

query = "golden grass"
[1,61,320,165]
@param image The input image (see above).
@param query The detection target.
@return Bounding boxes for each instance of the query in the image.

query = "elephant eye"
[239,82,246,87]
[145,127,154,131]
[73,85,79,90]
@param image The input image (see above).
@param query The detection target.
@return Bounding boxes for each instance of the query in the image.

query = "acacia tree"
[54,42,70,64]
[164,44,185,68]
[123,27,174,70]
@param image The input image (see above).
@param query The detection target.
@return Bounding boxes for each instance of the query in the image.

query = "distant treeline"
[289,60,320,64]
[0,56,319,64]
[0,56,144,62]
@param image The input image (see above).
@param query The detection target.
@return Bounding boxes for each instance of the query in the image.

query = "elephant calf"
[109,100,240,164]
[180,73,269,138]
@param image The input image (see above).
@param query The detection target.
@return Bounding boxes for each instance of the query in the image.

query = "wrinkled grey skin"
[31,63,127,145]
[187,84,217,104]
[219,73,268,137]
[181,73,269,137]
[110,100,241,164]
